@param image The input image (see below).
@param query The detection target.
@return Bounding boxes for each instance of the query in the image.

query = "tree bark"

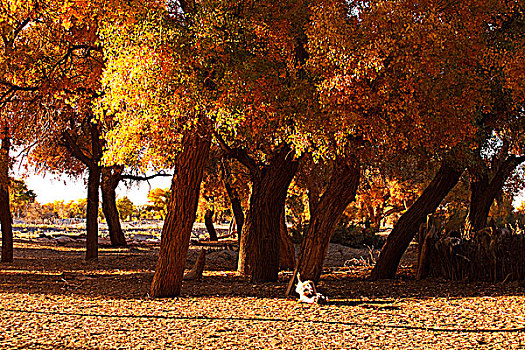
[183,249,206,281]
[101,166,127,247]
[279,209,295,270]
[150,131,211,297]
[0,129,13,263]
[416,227,433,280]
[204,208,218,241]
[467,175,495,233]
[85,165,101,261]
[293,157,360,284]
[370,161,464,280]
[237,146,298,282]
[466,155,525,233]
[224,181,244,239]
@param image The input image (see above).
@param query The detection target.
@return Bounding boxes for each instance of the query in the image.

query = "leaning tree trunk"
[279,209,295,270]
[370,161,464,280]
[204,208,218,241]
[0,131,13,263]
[294,158,360,284]
[150,132,211,297]
[101,166,127,247]
[225,182,244,240]
[466,155,525,233]
[85,165,101,261]
[237,146,298,282]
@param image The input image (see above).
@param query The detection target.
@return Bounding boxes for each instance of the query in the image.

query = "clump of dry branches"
[417,219,525,282]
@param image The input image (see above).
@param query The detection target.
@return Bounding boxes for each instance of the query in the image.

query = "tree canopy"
[1,0,524,294]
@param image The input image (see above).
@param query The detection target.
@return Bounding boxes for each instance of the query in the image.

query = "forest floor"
[0,226,524,349]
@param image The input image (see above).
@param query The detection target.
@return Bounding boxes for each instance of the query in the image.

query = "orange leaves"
[505,43,525,104]
[306,0,503,157]
[94,0,521,173]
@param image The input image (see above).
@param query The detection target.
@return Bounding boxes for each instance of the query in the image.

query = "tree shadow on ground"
[1,240,524,301]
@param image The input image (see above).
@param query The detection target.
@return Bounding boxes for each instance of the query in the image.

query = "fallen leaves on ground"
[0,239,524,349]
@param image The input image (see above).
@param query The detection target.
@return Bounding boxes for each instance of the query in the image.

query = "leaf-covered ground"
[0,239,524,349]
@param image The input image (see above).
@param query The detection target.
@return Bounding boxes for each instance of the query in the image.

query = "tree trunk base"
[184,249,206,281]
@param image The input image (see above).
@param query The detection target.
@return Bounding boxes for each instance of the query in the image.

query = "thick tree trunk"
[150,132,211,297]
[466,155,525,233]
[279,209,295,270]
[237,146,298,282]
[204,208,218,241]
[370,161,464,280]
[225,182,244,239]
[0,131,13,263]
[467,175,494,233]
[85,165,101,261]
[101,167,127,247]
[294,157,360,284]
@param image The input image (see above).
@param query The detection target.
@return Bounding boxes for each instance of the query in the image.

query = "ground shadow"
[1,240,524,301]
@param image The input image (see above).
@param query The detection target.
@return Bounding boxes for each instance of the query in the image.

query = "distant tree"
[116,196,134,221]
[9,179,36,219]
[220,158,249,240]
[68,199,87,219]
[514,201,525,229]
[350,167,426,230]
[25,202,59,223]
[285,179,310,238]
[146,188,171,220]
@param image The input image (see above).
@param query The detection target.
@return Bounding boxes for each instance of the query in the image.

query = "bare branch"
[213,131,259,175]
[121,173,174,181]
[61,131,94,168]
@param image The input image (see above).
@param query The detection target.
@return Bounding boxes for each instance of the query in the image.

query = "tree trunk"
[279,209,295,270]
[150,132,211,297]
[416,224,434,280]
[370,161,464,280]
[101,166,127,247]
[61,119,103,261]
[85,165,101,261]
[204,208,218,241]
[0,130,13,263]
[466,155,525,233]
[225,182,244,239]
[467,175,494,233]
[237,146,298,282]
[294,157,360,284]
[183,248,206,281]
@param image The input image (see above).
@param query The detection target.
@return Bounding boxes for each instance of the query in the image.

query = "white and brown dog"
[295,273,328,304]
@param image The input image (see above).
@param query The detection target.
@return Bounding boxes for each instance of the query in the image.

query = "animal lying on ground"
[295,273,328,304]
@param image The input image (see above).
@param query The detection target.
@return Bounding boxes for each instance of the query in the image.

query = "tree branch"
[213,131,259,176]
[121,173,174,181]
[61,131,94,168]
[0,80,38,92]
[491,155,525,189]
